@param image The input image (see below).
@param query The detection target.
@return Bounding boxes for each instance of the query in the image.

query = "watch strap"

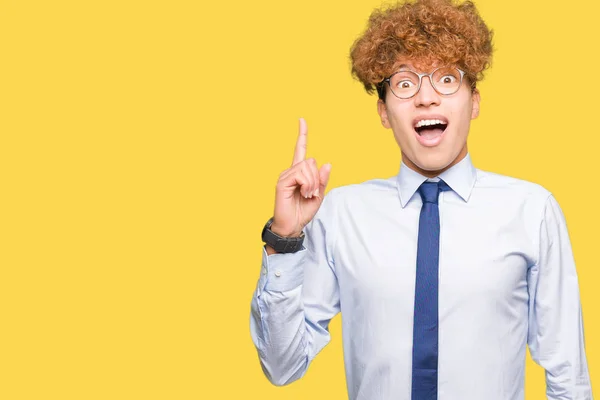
[261,217,305,253]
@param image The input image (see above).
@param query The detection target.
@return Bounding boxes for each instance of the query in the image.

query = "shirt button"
[262,268,267,275]
[274,270,281,277]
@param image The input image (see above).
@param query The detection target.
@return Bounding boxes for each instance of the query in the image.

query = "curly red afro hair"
[350,0,493,99]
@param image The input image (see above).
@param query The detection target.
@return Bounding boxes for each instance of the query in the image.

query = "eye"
[396,80,415,89]
[440,75,457,84]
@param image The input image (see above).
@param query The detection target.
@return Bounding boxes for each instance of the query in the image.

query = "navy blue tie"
[411,180,451,400]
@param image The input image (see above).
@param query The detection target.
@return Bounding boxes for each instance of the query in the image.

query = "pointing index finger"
[292,117,308,166]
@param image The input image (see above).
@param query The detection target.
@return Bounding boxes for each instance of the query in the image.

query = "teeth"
[415,119,446,128]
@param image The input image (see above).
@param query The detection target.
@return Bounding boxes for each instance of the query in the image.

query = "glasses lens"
[432,67,462,95]
[389,71,420,98]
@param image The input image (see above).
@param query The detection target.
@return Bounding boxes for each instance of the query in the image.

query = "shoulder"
[323,175,398,205]
[472,168,559,230]
[474,168,553,203]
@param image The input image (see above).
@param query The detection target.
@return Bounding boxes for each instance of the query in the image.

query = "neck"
[402,145,468,178]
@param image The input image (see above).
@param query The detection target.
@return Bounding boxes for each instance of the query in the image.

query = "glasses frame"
[382,67,467,100]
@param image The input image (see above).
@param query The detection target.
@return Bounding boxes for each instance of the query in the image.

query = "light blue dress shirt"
[250,153,592,399]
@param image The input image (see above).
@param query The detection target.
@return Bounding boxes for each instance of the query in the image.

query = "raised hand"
[269,118,332,243]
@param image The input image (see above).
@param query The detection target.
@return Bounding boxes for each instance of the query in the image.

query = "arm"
[527,194,593,399]
[250,191,340,386]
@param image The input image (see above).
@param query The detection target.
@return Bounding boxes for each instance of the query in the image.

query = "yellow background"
[0,0,597,398]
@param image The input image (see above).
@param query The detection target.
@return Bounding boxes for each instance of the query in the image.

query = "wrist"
[270,223,302,238]
[262,217,305,254]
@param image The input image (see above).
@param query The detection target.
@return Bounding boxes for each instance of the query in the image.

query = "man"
[249,0,593,398]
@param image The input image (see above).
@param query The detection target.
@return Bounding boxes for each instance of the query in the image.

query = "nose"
[414,76,441,107]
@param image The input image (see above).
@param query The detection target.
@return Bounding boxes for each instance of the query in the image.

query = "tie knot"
[418,180,451,204]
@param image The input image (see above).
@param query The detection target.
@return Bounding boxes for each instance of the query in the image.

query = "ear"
[471,88,481,120]
[377,99,391,128]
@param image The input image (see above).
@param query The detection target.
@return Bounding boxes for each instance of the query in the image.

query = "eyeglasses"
[381,67,466,99]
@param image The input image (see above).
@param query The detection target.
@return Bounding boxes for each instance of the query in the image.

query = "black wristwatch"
[261,217,305,253]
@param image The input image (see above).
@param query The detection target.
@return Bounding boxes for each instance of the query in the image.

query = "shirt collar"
[396,152,477,207]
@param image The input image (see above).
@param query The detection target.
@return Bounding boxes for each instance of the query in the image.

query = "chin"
[411,151,456,172]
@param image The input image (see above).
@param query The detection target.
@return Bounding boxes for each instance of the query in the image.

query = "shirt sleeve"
[527,194,593,399]
[249,190,340,386]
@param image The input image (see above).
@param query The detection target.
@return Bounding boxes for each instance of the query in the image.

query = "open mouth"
[415,120,448,139]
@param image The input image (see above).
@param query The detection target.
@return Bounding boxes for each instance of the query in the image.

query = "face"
[377,62,480,178]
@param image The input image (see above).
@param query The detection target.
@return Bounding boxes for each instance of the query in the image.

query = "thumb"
[318,163,332,193]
